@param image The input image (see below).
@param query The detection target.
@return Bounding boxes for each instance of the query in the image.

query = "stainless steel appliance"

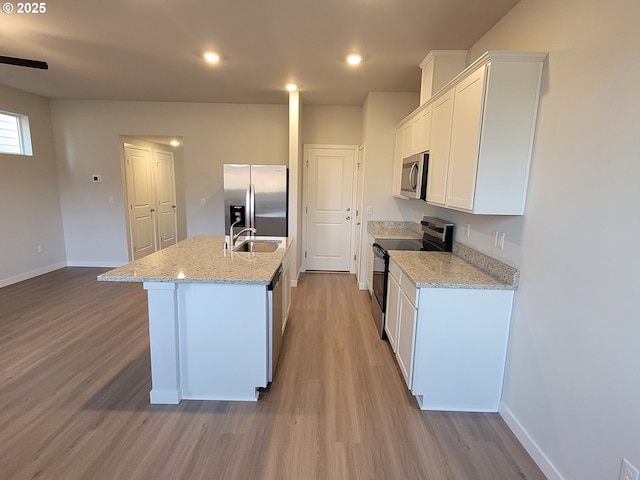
[223,164,288,237]
[370,216,454,338]
[268,264,283,382]
[400,152,428,199]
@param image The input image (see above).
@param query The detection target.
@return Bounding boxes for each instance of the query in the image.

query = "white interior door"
[155,150,178,250]
[124,144,156,260]
[305,146,355,271]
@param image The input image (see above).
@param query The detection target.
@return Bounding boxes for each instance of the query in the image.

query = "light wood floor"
[0,268,545,480]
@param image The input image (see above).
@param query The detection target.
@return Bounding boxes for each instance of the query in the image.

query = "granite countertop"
[367,221,422,240]
[388,251,515,290]
[368,220,518,290]
[97,235,292,285]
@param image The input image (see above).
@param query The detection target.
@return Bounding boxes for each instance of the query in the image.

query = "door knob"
[346,208,351,212]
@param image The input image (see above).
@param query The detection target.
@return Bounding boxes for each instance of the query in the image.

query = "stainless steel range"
[370,217,454,338]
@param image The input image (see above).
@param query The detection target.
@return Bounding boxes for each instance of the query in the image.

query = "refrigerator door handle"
[248,183,256,229]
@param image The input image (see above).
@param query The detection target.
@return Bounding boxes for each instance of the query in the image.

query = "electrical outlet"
[37,244,43,253]
[619,458,639,480]
[497,232,506,250]
[492,231,499,247]
[465,224,471,237]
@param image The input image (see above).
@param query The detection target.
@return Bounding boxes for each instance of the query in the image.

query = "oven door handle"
[372,243,387,258]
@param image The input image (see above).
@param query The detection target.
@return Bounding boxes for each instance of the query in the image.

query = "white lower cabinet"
[282,245,292,330]
[366,234,375,294]
[396,287,417,388]
[387,258,514,412]
[385,268,400,352]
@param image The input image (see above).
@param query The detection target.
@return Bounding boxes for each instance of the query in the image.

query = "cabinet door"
[282,258,291,327]
[446,65,486,211]
[385,273,400,352]
[402,122,413,159]
[396,288,417,388]
[412,105,433,154]
[426,88,455,205]
[366,235,374,294]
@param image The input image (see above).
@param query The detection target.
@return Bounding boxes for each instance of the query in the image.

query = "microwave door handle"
[409,163,419,190]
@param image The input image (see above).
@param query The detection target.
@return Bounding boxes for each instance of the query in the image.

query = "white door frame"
[302,144,359,273]
[354,144,366,283]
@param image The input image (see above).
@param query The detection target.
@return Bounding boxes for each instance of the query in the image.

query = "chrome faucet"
[230,219,256,245]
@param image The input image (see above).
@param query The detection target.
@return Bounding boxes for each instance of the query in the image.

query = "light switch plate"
[619,458,639,480]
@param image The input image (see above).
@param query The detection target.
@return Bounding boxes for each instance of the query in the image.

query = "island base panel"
[150,388,182,404]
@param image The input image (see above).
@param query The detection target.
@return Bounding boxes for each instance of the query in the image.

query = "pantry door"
[154,150,178,250]
[304,145,356,271]
[124,144,156,260]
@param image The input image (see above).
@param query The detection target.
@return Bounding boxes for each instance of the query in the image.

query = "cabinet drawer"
[389,259,402,282]
[400,274,417,306]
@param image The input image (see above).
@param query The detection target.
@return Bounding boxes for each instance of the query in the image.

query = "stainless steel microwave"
[400,152,428,199]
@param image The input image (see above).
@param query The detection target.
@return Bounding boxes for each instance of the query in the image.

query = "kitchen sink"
[233,239,281,253]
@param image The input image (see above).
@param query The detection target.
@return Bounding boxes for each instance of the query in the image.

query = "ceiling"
[0,0,520,106]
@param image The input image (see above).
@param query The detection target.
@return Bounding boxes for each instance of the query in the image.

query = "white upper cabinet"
[394,51,546,214]
[446,65,486,211]
[402,121,413,157]
[426,51,546,215]
[426,88,455,205]
[411,105,433,154]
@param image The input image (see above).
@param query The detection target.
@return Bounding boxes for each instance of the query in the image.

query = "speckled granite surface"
[97,235,292,285]
[367,221,422,240]
[388,251,515,290]
[453,242,519,288]
[368,221,518,290]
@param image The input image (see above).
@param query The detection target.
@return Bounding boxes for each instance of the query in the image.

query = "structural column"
[143,281,182,404]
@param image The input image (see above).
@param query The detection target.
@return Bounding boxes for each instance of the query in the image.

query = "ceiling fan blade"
[0,55,48,70]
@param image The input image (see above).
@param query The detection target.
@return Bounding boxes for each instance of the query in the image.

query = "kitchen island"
[98,235,293,404]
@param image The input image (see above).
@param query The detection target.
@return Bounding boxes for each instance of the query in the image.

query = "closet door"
[124,144,156,260]
[155,150,178,250]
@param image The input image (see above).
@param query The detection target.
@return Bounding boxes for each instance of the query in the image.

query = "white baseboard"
[358,281,369,290]
[499,401,564,480]
[0,262,67,288]
[66,261,124,268]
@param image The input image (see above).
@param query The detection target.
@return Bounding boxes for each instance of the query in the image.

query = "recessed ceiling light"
[285,83,298,92]
[347,54,362,65]
[170,140,180,147]
[203,51,220,63]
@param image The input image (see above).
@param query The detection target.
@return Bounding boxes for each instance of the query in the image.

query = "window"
[0,110,33,156]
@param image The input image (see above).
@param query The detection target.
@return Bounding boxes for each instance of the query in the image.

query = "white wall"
[50,100,288,266]
[360,92,419,222]
[357,92,419,282]
[301,105,362,145]
[0,85,66,287]
[410,1,640,478]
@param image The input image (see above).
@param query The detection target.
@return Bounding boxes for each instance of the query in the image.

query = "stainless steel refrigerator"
[223,164,288,237]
